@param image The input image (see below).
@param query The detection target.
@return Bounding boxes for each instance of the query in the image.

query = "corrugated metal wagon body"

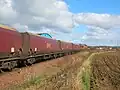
[73,44,80,51]
[30,34,61,54]
[0,27,22,58]
[0,24,83,71]
[21,33,61,55]
[59,41,73,51]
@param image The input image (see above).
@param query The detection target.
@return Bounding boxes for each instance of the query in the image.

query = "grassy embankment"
[6,51,91,90]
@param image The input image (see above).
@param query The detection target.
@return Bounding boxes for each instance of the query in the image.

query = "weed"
[82,70,90,90]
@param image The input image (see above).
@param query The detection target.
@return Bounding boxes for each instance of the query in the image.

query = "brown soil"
[0,51,90,90]
[0,56,70,89]
[35,51,90,90]
[90,51,120,90]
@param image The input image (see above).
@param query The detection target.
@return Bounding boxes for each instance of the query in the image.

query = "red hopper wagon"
[0,24,86,71]
[0,24,22,58]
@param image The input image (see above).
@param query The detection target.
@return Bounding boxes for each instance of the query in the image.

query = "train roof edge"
[0,24,16,31]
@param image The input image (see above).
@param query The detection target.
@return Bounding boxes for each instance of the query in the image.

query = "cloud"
[82,26,109,40]
[12,23,28,32]
[74,13,120,29]
[74,13,120,45]
[82,26,120,45]
[0,0,120,45]
[0,0,17,23]
[0,0,74,33]
[11,0,74,33]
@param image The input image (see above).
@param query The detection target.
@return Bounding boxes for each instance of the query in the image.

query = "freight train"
[0,24,87,71]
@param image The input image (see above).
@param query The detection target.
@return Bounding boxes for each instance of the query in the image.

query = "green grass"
[82,69,91,90]
[80,52,110,90]
[28,76,43,85]
[78,53,96,90]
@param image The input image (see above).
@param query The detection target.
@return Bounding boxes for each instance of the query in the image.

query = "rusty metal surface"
[21,32,30,55]
[29,34,61,54]
[0,27,22,57]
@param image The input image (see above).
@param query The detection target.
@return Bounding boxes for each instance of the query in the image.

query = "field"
[90,51,120,90]
[0,50,120,90]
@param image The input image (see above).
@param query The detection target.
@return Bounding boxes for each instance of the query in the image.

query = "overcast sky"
[0,0,120,46]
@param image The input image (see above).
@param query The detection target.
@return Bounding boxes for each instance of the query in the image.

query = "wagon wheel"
[23,60,27,66]
[0,68,3,73]
[7,62,13,71]
[27,58,36,65]
[8,66,12,71]
[54,54,56,59]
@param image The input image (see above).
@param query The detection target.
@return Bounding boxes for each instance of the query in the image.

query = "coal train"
[0,24,87,71]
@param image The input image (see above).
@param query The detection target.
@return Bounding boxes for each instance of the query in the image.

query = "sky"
[0,0,120,46]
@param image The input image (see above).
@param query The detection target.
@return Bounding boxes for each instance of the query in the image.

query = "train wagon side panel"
[0,27,22,57]
[21,32,30,55]
[60,41,73,51]
[73,44,80,51]
[29,35,61,54]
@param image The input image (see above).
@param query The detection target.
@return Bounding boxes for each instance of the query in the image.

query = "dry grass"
[7,51,91,90]
[76,53,95,90]
[4,50,120,90]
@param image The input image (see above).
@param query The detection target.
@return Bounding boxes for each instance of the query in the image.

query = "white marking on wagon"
[47,43,51,48]
[35,48,37,51]
[11,47,15,52]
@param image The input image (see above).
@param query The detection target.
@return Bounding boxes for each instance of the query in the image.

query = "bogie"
[1,61,17,71]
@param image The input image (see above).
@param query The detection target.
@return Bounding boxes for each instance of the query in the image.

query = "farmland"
[0,50,120,90]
